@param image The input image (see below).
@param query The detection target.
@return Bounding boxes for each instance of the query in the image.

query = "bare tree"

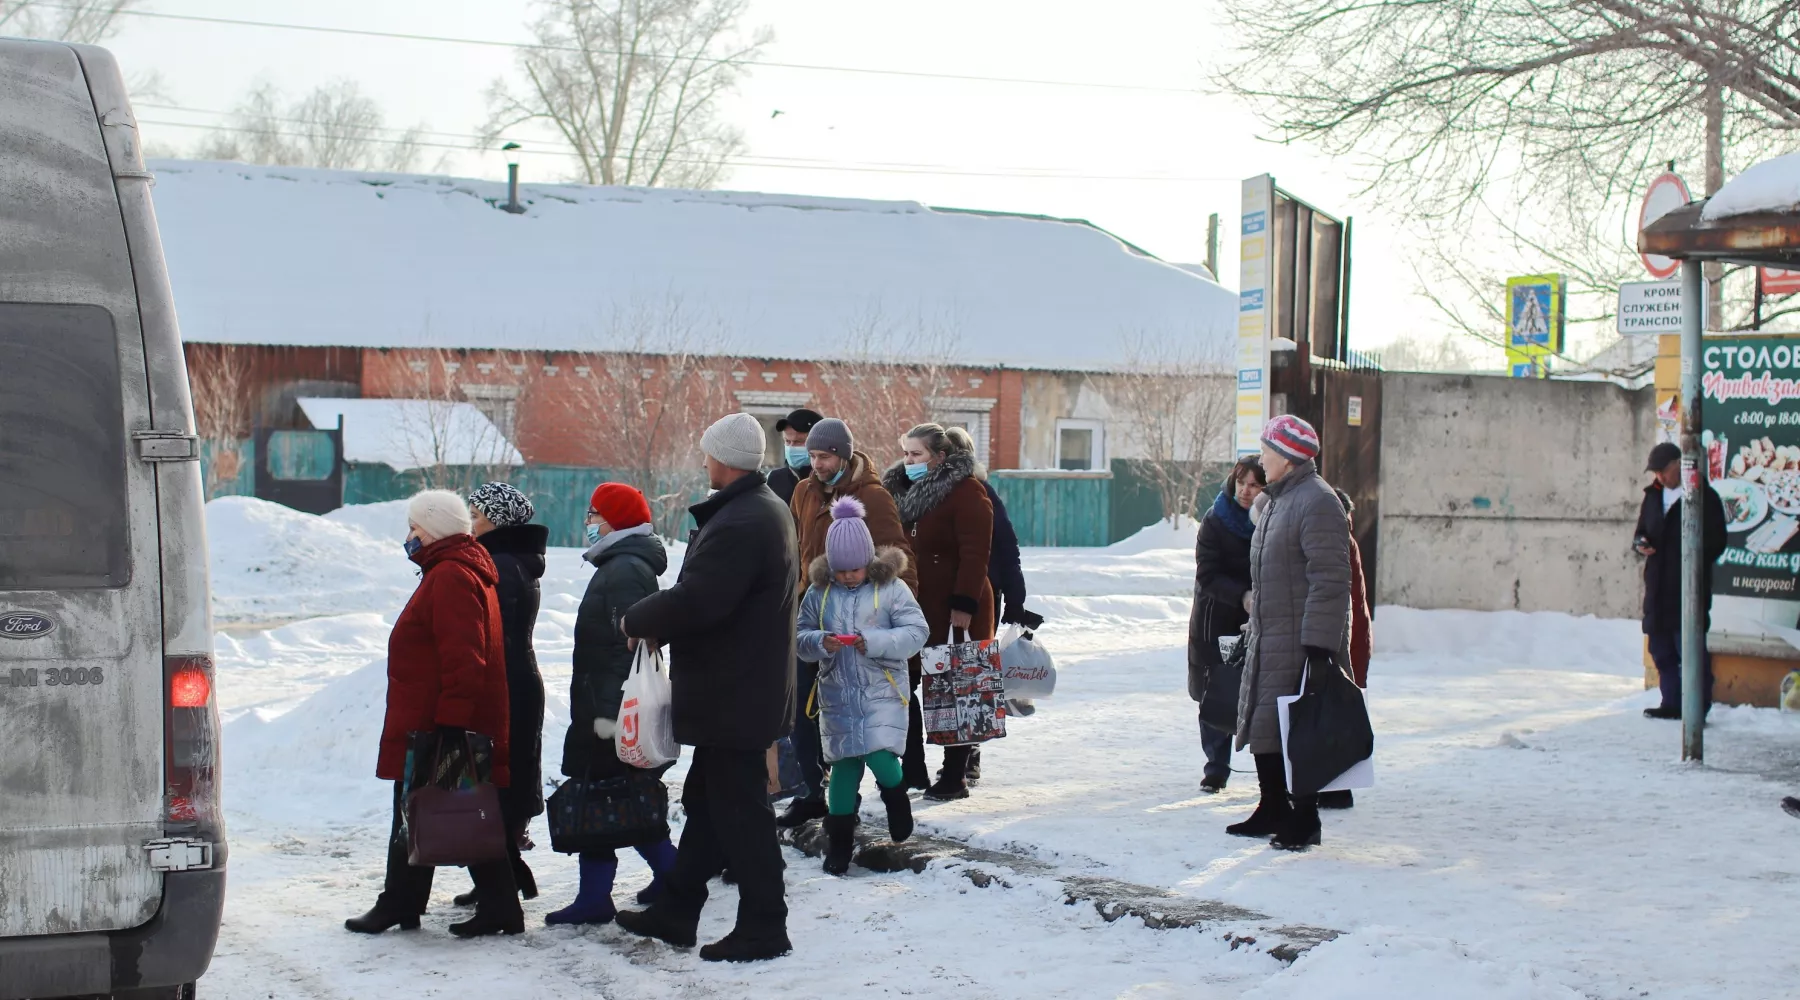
[194,80,433,173]
[1105,336,1237,525]
[0,0,133,43]
[813,306,966,461]
[185,344,254,499]
[1217,0,1800,328]
[562,300,736,534]
[484,0,771,188]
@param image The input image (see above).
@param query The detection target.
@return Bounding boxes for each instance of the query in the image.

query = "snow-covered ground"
[201,499,1800,999]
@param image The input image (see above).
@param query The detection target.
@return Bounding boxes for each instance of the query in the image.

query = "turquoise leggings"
[827,750,904,816]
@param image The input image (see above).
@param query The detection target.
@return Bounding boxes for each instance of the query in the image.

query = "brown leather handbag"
[404,731,508,867]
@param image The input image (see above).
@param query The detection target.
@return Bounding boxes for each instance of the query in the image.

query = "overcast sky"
[104,0,1456,351]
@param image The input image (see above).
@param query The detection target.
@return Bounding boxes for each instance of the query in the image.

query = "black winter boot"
[344,906,420,934]
[879,784,914,843]
[1226,753,1291,839]
[777,796,829,829]
[822,814,857,876]
[1272,795,1322,851]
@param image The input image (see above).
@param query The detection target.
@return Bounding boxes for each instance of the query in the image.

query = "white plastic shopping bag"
[997,625,1057,699]
[616,643,679,768]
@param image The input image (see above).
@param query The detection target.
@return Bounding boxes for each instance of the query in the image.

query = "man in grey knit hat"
[617,413,799,962]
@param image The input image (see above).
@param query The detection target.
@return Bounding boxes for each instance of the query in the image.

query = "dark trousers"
[792,658,826,802]
[1200,714,1232,784]
[375,780,520,918]
[655,746,788,935]
[1648,630,1714,712]
[903,662,929,788]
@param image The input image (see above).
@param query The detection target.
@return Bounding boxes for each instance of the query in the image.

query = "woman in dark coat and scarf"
[1188,457,1264,793]
[882,423,995,800]
[346,490,522,938]
[544,483,679,926]
[454,483,547,907]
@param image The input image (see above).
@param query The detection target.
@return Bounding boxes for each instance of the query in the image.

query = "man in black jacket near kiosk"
[617,412,800,962]
[1634,441,1727,720]
[767,407,821,506]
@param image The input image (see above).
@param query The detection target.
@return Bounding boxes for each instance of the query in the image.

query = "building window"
[461,384,521,440]
[1055,418,1105,471]
[939,412,991,467]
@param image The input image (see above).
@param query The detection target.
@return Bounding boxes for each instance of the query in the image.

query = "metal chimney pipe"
[503,162,525,215]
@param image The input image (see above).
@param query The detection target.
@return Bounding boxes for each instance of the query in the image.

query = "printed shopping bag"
[920,632,1007,746]
[1277,655,1375,797]
[998,625,1057,699]
[616,643,679,769]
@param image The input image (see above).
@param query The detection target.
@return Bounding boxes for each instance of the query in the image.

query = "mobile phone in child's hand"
[834,634,860,646]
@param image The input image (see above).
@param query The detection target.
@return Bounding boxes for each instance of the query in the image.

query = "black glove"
[1006,607,1046,631]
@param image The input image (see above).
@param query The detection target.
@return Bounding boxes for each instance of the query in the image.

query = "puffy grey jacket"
[796,548,930,762]
[1237,460,1352,754]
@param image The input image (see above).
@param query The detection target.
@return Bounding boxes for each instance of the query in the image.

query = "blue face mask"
[403,536,423,558]
[825,466,845,487]
[585,523,603,546]
[904,462,930,482]
[784,445,810,470]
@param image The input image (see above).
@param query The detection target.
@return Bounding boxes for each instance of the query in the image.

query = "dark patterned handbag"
[545,772,671,854]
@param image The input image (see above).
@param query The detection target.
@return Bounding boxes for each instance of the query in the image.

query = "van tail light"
[165,653,221,835]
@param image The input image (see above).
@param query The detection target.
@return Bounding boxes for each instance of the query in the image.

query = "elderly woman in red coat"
[345,489,523,939]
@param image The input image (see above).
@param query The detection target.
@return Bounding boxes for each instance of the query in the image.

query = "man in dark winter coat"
[617,412,799,963]
[465,483,548,906]
[1634,441,1727,719]
[766,407,822,506]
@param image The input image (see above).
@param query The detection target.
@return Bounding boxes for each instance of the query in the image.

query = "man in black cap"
[1632,441,1726,719]
[768,408,823,506]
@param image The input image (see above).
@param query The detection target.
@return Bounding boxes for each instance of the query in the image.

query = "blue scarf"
[1211,488,1255,540]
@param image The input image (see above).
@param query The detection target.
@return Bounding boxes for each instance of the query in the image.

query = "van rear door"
[0,40,167,936]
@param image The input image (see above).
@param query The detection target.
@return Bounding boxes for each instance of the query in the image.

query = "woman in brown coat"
[882,424,995,800]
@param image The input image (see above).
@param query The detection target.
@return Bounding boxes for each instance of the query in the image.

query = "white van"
[0,41,224,1000]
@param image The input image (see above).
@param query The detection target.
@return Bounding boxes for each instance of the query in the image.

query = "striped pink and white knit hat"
[1261,415,1320,463]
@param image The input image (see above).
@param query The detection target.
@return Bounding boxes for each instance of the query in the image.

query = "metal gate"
[253,420,344,514]
[1293,365,1382,602]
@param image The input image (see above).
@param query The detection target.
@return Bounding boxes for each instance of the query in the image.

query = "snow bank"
[1373,607,1641,673]
[1243,930,1584,1000]
[1701,151,1800,221]
[1103,518,1200,554]
[321,499,413,542]
[208,497,419,623]
[227,656,389,780]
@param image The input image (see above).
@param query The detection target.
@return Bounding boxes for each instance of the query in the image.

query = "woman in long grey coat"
[1230,415,1351,851]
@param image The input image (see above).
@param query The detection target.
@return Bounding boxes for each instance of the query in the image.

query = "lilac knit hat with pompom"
[825,496,877,571]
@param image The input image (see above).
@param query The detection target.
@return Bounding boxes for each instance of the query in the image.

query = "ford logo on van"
[0,613,56,639]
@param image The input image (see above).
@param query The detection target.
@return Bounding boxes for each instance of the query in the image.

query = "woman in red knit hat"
[543,482,677,926]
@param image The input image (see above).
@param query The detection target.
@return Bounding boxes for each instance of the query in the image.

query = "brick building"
[157,160,1235,477]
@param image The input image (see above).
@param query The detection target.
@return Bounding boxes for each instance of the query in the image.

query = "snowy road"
[200,503,1800,999]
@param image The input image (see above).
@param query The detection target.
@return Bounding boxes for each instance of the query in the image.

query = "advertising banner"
[1701,336,1800,600]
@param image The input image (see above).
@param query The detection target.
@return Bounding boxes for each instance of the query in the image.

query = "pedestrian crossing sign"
[1505,274,1565,378]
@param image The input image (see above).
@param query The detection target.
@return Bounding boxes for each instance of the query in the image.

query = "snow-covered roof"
[296,397,524,470]
[1701,151,1800,221]
[148,160,1236,372]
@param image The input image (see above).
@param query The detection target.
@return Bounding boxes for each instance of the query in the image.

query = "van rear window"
[0,304,130,590]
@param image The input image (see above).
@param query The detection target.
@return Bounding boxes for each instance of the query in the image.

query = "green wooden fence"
[203,440,1190,548]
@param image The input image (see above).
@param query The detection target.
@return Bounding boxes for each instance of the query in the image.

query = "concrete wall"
[1377,373,1656,618]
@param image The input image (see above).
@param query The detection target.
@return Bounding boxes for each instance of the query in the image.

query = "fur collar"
[883,450,976,525]
[808,546,909,589]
